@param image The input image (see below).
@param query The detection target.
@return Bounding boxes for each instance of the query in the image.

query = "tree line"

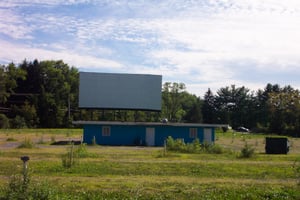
[0,60,299,136]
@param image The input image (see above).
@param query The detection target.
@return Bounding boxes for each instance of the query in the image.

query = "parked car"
[235,127,250,133]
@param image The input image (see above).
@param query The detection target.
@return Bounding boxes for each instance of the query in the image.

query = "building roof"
[73,121,228,128]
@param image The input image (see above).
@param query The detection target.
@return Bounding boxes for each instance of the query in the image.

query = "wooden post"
[20,156,30,184]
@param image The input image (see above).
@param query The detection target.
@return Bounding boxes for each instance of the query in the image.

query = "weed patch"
[6,137,17,142]
[239,142,255,158]
[166,136,225,154]
[62,143,98,168]
[18,138,35,149]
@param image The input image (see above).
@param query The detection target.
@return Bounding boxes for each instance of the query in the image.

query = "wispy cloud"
[1,0,300,96]
[0,39,123,70]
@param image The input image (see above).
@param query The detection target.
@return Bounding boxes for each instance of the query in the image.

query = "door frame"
[146,127,155,146]
[204,128,213,144]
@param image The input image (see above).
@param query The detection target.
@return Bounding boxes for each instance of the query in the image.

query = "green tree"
[0,113,9,128]
[0,63,26,126]
[267,86,300,135]
[162,82,186,122]
[0,63,26,105]
[215,85,252,128]
[18,101,39,128]
[0,65,8,104]
[181,93,203,123]
[202,88,216,123]
[254,83,281,131]
[16,60,79,127]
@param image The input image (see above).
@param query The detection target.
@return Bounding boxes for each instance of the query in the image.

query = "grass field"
[0,129,299,199]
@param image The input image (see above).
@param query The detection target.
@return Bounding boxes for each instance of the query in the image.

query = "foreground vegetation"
[0,129,299,199]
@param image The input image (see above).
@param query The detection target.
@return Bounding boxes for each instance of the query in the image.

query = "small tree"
[62,143,76,168]
[239,142,255,158]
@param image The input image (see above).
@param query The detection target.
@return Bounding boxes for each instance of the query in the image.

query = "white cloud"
[1,0,300,97]
[144,3,300,88]
[0,8,33,39]
[0,0,94,7]
[0,40,123,70]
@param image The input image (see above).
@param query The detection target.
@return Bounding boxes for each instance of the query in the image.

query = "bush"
[294,157,300,186]
[62,143,77,168]
[2,174,55,200]
[18,138,35,149]
[239,142,255,158]
[10,115,27,129]
[6,137,17,142]
[207,144,224,154]
[62,143,96,168]
[166,136,187,152]
[166,136,224,154]
[0,114,9,128]
[3,174,29,200]
[75,143,92,158]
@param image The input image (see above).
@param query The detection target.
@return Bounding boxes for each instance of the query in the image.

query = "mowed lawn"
[0,129,299,199]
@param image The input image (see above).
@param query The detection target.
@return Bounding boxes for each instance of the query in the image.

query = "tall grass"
[18,138,35,149]
[62,143,97,168]
[165,136,224,154]
[239,142,255,158]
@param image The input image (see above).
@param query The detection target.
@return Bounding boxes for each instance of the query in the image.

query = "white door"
[204,128,213,144]
[146,128,155,146]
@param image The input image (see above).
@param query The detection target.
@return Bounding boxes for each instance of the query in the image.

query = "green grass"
[0,129,299,199]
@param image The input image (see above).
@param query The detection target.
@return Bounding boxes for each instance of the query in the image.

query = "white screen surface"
[79,72,162,111]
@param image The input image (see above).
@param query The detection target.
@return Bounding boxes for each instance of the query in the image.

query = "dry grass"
[216,131,300,154]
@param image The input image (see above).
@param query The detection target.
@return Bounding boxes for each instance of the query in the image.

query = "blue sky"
[1,0,300,97]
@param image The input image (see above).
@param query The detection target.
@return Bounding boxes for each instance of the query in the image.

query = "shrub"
[192,138,201,152]
[10,115,27,129]
[2,174,55,200]
[0,114,9,128]
[165,136,175,150]
[201,141,211,152]
[75,143,89,158]
[18,138,35,149]
[166,136,224,154]
[239,142,255,158]
[51,135,56,143]
[6,137,17,142]
[294,157,300,186]
[37,135,47,144]
[62,143,77,168]
[4,174,29,200]
[166,136,187,152]
[208,144,224,154]
[30,180,55,200]
[62,143,96,168]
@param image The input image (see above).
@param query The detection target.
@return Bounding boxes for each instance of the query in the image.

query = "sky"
[1,0,300,97]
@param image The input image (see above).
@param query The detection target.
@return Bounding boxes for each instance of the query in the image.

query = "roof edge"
[72,120,229,128]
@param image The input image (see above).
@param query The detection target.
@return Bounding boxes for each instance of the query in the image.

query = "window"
[189,128,197,138]
[102,126,111,136]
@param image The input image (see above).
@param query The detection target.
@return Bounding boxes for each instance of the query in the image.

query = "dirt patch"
[51,140,82,145]
[0,131,82,150]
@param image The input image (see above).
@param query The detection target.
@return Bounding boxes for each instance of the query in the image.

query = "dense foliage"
[202,84,300,136]
[0,60,79,128]
[1,59,300,136]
